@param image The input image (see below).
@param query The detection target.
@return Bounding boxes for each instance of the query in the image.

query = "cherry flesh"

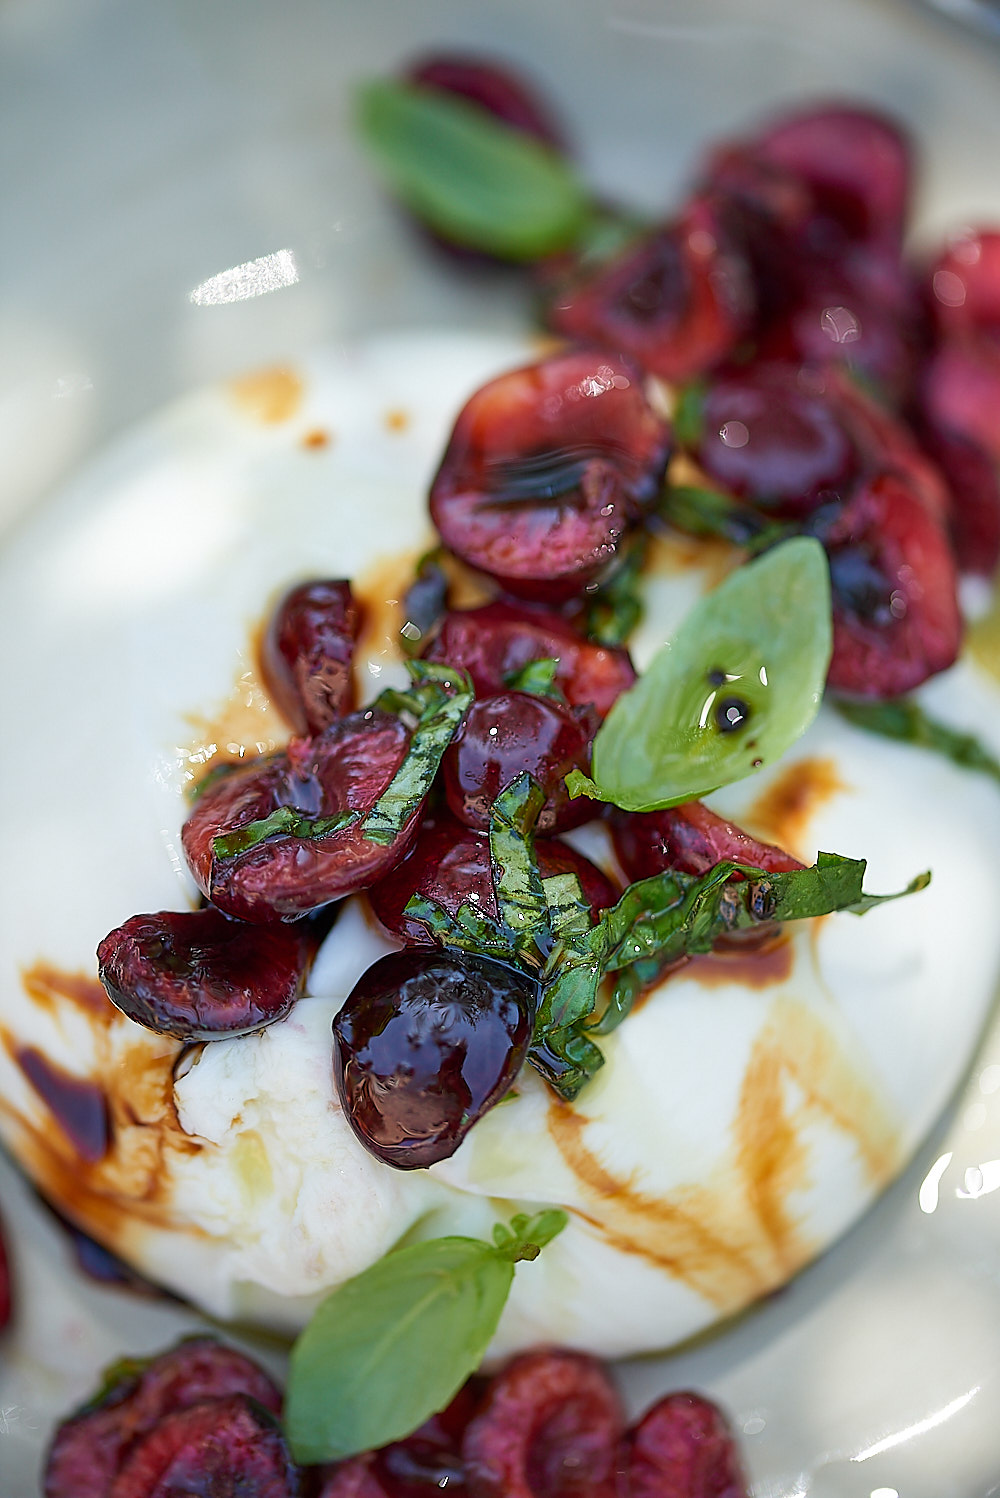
[368,813,618,946]
[442,692,595,834]
[926,228,1000,339]
[617,1391,748,1498]
[97,907,311,1041]
[423,601,636,718]
[406,55,566,150]
[182,711,417,924]
[261,579,362,736]
[461,1348,623,1498]
[429,350,671,600]
[697,364,855,516]
[611,801,802,885]
[107,1395,295,1498]
[547,198,754,383]
[333,949,539,1169]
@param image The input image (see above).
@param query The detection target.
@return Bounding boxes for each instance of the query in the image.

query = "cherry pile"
[43,1335,749,1498]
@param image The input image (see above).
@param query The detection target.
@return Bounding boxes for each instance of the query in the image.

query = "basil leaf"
[363,662,472,846]
[212,806,355,862]
[489,774,550,963]
[660,484,794,555]
[285,1213,566,1464]
[579,534,646,647]
[356,80,591,261]
[504,657,564,700]
[570,537,832,812]
[529,1026,606,1099]
[399,549,449,656]
[285,1238,511,1464]
[836,696,1000,785]
[672,381,706,449]
[402,893,521,964]
[541,872,591,945]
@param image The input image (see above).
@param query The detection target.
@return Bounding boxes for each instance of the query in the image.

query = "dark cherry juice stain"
[15,1046,109,1162]
[684,934,794,989]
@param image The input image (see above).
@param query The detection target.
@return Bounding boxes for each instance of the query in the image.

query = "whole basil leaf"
[357,80,590,261]
[285,1213,567,1464]
[567,537,832,812]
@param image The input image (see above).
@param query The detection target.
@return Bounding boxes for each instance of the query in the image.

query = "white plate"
[4,1,1000,1493]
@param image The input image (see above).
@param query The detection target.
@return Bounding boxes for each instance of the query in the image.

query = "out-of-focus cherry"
[405,55,566,150]
[926,228,1000,339]
[260,579,362,736]
[616,1391,748,1498]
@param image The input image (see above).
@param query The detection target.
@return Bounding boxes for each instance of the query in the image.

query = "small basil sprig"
[211,661,471,861]
[356,80,591,261]
[579,533,647,647]
[284,1210,566,1464]
[504,656,565,700]
[567,537,832,813]
[836,696,1000,785]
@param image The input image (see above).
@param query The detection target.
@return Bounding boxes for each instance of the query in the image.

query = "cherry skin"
[429,350,671,601]
[333,949,539,1169]
[260,579,362,736]
[617,1391,748,1498]
[442,692,595,834]
[611,801,802,884]
[405,55,566,150]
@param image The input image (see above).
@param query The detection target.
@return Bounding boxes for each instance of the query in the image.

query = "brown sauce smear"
[383,407,411,434]
[746,756,847,860]
[15,1046,110,1162]
[684,935,794,989]
[182,639,288,794]
[229,366,303,424]
[2,966,205,1259]
[21,962,115,1021]
[547,992,899,1313]
[301,427,331,450]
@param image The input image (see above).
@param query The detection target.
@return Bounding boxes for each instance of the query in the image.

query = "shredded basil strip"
[212,807,355,862]
[362,661,473,846]
[836,696,1000,785]
[504,656,564,700]
[672,381,706,450]
[284,1212,566,1465]
[489,774,550,964]
[356,79,591,261]
[660,484,795,555]
[580,534,646,647]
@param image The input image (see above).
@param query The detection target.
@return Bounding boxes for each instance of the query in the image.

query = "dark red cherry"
[442,692,595,834]
[45,1337,282,1498]
[261,579,362,736]
[368,814,618,946]
[822,364,950,521]
[429,351,671,601]
[822,470,962,697]
[182,711,418,924]
[107,1394,296,1498]
[96,907,311,1040]
[546,198,754,382]
[461,1348,623,1498]
[697,364,855,517]
[405,55,566,150]
[333,949,538,1169]
[617,1392,748,1498]
[926,228,1000,339]
[422,601,636,717]
[753,104,911,256]
[919,336,1000,464]
[611,801,802,884]
[918,420,1000,575]
[0,1207,10,1333]
[373,1379,485,1498]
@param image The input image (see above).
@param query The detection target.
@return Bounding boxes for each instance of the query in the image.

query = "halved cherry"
[926,228,1000,338]
[917,420,1000,575]
[617,1391,748,1498]
[422,600,635,716]
[107,1394,295,1498]
[822,364,949,521]
[260,579,362,735]
[368,813,619,945]
[546,198,754,383]
[753,104,912,257]
[697,363,855,517]
[429,350,671,600]
[45,1337,282,1498]
[96,907,311,1040]
[182,711,418,924]
[822,470,962,697]
[611,801,802,884]
[442,692,596,834]
[919,336,1000,464]
[316,1379,485,1498]
[461,1348,623,1498]
[405,55,566,150]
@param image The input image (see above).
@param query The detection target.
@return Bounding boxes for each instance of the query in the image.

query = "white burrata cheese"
[2,330,1000,1360]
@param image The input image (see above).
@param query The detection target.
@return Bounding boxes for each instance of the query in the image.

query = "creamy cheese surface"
[2,330,1000,1359]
